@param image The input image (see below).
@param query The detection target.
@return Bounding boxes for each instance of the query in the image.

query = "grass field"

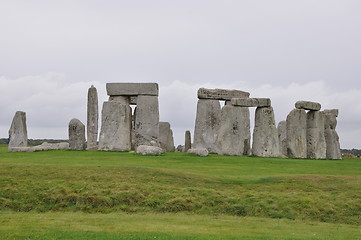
[0,144,360,239]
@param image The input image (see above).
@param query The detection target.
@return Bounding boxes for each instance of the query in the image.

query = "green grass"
[0,144,360,239]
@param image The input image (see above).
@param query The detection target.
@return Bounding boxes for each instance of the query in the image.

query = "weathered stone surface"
[9,142,70,152]
[193,99,221,153]
[87,85,98,150]
[252,107,280,157]
[8,111,28,151]
[216,105,250,156]
[136,145,163,155]
[187,148,209,157]
[231,98,271,107]
[286,109,307,158]
[159,122,175,152]
[134,95,160,147]
[307,111,326,159]
[277,121,287,157]
[98,99,131,151]
[69,118,86,150]
[106,83,158,96]
[324,109,341,159]
[184,130,192,152]
[295,101,321,111]
[198,88,250,100]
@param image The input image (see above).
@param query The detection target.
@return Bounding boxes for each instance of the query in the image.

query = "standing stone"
[184,130,192,152]
[98,98,131,151]
[193,99,221,153]
[68,118,86,150]
[134,95,160,147]
[252,107,280,157]
[87,85,98,150]
[307,111,326,159]
[286,109,307,158]
[277,121,287,157]
[216,105,250,156]
[8,111,28,150]
[324,109,342,159]
[159,122,175,152]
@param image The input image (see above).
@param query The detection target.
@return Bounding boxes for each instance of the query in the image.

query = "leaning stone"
[286,109,307,158]
[187,148,209,157]
[98,98,132,151]
[159,122,175,152]
[87,85,98,150]
[106,83,159,96]
[193,99,221,153]
[307,111,326,159]
[136,145,163,155]
[184,130,192,152]
[198,88,250,101]
[216,105,250,156]
[295,101,321,111]
[8,111,28,151]
[231,98,271,107]
[68,118,86,150]
[324,109,342,159]
[134,95,160,147]
[277,121,287,157]
[252,107,280,157]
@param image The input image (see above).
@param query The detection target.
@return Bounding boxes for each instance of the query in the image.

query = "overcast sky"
[1,0,360,148]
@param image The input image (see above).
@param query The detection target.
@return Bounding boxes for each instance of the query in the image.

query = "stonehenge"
[8,111,28,151]
[68,118,86,150]
[286,109,307,158]
[324,109,342,159]
[87,85,98,150]
[159,122,175,152]
[184,130,192,152]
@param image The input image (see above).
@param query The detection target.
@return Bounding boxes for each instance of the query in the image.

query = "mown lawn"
[0,144,360,239]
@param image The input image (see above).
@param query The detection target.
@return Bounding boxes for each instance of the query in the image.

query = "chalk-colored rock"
[295,101,321,111]
[193,99,221,153]
[106,83,159,96]
[286,109,307,158]
[252,107,280,157]
[87,85,98,150]
[98,99,131,151]
[277,121,287,157]
[184,130,192,152]
[8,111,28,151]
[198,88,250,100]
[69,118,86,150]
[136,145,163,155]
[8,142,69,152]
[307,111,326,159]
[324,109,342,159]
[231,98,271,107]
[216,105,250,156]
[134,95,160,147]
[187,148,209,157]
[159,122,175,152]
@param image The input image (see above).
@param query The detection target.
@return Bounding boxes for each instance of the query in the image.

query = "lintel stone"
[198,88,250,100]
[106,83,159,96]
[295,101,321,111]
[231,98,271,107]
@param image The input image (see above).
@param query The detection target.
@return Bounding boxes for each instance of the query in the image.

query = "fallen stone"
[252,107,280,157]
[87,85,98,150]
[231,98,271,107]
[307,111,326,159]
[277,121,287,157]
[159,122,175,152]
[198,88,250,101]
[98,99,132,151]
[187,148,209,157]
[193,99,221,153]
[134,95,160,147]
[216,105,250,156]
[8,142,70,152]
[8,111,28,151]
[184,130,192,152]
[106,83,159,96]
[136,145,163,155]
[286,109,307,158]
[295,101,321,111]
[68,118,86,150]
[324,109,342,159]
